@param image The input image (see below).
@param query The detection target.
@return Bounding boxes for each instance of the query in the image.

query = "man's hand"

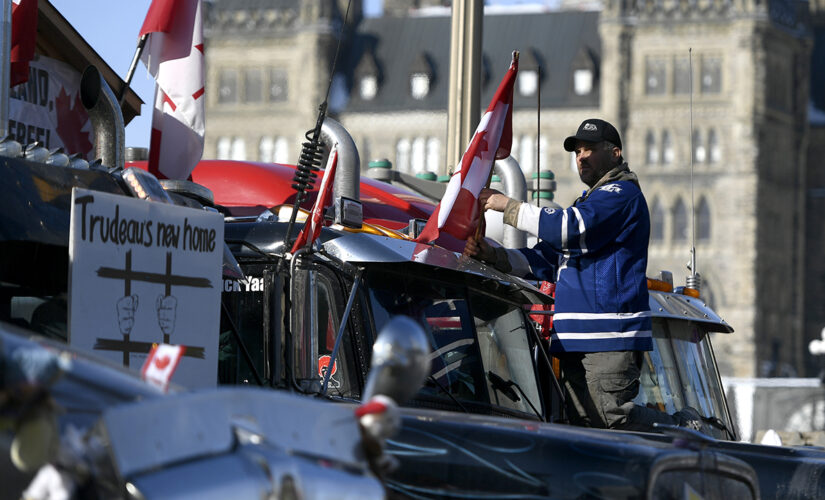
[463,235,496,263]
[479,188,510,213]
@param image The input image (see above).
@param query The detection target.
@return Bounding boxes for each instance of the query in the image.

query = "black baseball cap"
[563,119,622,152]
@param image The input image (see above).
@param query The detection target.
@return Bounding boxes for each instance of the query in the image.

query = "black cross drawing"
[93,250,210,367]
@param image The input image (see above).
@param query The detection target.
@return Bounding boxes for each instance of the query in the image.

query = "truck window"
[220,264,268,385]
[291,263,361,399]
[635,317,733,435]
[365,269,542,418]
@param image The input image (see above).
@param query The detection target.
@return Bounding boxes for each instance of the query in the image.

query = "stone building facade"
[202,0,820,378]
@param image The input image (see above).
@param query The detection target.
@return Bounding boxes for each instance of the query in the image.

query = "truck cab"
[219,213,737,437]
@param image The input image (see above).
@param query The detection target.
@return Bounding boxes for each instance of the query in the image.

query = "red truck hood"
[127,160,437,230]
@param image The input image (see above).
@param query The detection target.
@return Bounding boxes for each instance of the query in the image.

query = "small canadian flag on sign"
[141,343,186,392]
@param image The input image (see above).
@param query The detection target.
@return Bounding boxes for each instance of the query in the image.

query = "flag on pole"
[10,0,38,88]
[290,147,340,253]
[415,51,518,246]
[139,0,204,180]
[141,343,186,392]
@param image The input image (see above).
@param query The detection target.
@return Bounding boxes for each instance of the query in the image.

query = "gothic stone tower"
[600,0,811,377]
[202,0,360,164]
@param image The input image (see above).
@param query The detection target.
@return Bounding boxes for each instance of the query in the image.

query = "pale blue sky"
[49,0,539,149]
[49,0,384,149]
[51,0,154,148]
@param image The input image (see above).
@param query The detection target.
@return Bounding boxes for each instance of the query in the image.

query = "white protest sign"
[69,188,222,389]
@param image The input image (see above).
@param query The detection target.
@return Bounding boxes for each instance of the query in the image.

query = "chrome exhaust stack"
[320,117,360,204]
[493,156,528,248]
[320,117,362,228]
[80,65,125,171]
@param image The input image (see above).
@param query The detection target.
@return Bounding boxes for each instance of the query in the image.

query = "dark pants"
[559,350,680,430]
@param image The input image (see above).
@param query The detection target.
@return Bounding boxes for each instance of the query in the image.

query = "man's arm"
[481,185,643,257]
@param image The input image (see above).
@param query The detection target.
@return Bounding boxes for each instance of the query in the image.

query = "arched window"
[645,130,658,165]
[274,137,289,164]
[396,138,411,173]
[426,137,441,173]
[693,129,705,163]
[411,137,426,173]
[671,198,688,243]
[650,197,665,242]
[230,137,246,161]
[519,69,539,96]
[662,130,674,165]
[573,69,593,95]
[708,128,721,163]
[259,136,274,162]
[519,135,534,176]
[410,74,430,100]
[360,75,377,101]
[697,196,711,242]
[217,137,231,159]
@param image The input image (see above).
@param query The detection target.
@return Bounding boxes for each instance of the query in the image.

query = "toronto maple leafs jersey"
[515,178,652,353]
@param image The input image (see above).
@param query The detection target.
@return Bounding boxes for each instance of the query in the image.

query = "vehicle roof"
[225,220,552,306]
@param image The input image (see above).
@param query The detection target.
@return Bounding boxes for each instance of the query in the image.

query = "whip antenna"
[283,0,354,250]
[536,65,541,207]
[686,48,700,293]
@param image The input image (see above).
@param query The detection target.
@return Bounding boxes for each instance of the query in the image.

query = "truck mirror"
[363,315,430,406]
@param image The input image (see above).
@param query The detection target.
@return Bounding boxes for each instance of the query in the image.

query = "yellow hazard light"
[682,287,701,298]
[647,278,673,293]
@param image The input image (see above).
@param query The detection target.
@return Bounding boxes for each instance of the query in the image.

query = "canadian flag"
[139,0,205,180]
[141,343,186,392]
[290,147,340,253]
[415,52,518,246]
[10,0,38,88]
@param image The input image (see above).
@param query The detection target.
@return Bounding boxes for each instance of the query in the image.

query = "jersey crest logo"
[599,183,622,193]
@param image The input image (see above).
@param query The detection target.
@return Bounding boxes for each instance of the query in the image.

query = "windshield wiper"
[425,375,470,413]
[487,371,541,419]
[703,415,737,441]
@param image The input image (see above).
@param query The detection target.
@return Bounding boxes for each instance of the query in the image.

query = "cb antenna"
[686,48,701,294]
[536,64,541,208]
[283,0,354,250]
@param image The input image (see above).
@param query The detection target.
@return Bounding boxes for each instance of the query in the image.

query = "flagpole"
[1,0,11,139]
[119,34,148,107]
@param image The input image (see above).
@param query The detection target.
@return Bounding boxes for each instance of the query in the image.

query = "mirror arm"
[322,268,364,395]
[528,323,565,422]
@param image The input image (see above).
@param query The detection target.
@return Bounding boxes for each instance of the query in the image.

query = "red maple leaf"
[55,86,93,156]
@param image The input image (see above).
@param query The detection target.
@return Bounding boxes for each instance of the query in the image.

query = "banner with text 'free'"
[9,56,95,158]
[69,188,222,389]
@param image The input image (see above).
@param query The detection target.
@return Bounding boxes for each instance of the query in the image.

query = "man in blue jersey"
[466,119,702,431]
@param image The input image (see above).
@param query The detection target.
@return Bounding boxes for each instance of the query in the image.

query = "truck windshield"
[365,270,542,418]
[636,318,733,437]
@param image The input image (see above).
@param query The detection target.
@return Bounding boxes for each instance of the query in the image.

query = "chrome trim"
[320,117,360,203]
[80,65,125,170]
[100,388,372,479]
[160,179,215,205]
[493,156,527,248]
[649,291,733,333]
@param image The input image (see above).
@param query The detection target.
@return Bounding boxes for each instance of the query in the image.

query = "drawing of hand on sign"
[156,295,177,337]
[116,295,139,335]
